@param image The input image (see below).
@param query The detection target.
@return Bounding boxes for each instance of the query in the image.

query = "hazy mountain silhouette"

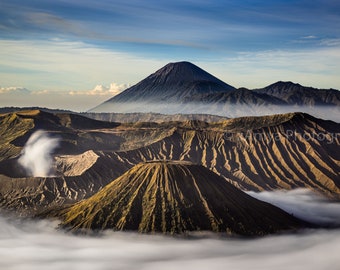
[100,61,235,104]
[254,81,340,106]
[91,62,340,116]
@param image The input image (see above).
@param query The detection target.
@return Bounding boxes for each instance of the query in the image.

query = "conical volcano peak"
[151,61,224,84]
[97,61,236,105]
[57,161,307,235]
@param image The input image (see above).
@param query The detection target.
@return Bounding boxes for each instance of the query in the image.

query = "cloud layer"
[0,39,164,92]
[0,219,339,270]
[0,189,340,270]
[0,87,30,95]
[1,0,339,52]
[247,189,340,226]
[0,81,130,111]
[69,83,129,96]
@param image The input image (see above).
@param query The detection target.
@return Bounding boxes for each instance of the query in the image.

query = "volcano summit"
[97,61,235,104]
[91,61,238,112]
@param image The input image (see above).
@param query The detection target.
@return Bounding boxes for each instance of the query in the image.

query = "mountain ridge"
[0,110,339,216]
[91,62,340,122]
[255,81,340,106]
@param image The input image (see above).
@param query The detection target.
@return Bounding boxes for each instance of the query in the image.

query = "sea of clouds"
[247,189,340,226]
[0,189,340,270]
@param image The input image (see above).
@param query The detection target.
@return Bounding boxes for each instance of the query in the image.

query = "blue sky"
[0,0,340,110]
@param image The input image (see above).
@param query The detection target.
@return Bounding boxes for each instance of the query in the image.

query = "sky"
[1,0,340,111]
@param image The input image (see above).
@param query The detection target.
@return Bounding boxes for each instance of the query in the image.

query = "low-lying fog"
[92,103,340,122]
[247,189,340,226]
[1,189,340,270]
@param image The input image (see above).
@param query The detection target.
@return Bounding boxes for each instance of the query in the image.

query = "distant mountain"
[107,61,235,102]
[90,62,340,122]
[91,61,235,111]
[54,161,307,235]
[190,87,287,106]
[254,81,340,106]
[0,106,74,114]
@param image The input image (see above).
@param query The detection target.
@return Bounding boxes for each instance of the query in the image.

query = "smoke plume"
[18,130,59,177]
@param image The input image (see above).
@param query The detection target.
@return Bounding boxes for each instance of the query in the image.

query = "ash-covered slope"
[57,161,307,235]
[0,110,339,217]
[0,110,122,166]
[109,112,340,198]
[91,61,235,110]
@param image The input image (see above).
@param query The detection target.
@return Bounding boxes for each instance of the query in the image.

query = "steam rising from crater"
[18,130,59,177]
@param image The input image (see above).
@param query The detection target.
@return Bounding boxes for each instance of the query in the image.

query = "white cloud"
[31,90,50,95]
[302,35,317,39]
[320,38,340,47]
[69,83,129,96]
[0,39,165,92]
[203,46,340,89]
[0,86,30,95]
[247,189,340,226]
[0,86,126,111]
